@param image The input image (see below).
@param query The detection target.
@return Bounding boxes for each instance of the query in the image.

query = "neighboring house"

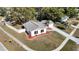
[23,21,47,37]
[61,16,69,22]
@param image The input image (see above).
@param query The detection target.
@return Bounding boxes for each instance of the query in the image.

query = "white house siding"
[43,28,47,33]
[30,28,46,37]
[39,28,46,34]
[31,30,36,37]
[48,23,54,28]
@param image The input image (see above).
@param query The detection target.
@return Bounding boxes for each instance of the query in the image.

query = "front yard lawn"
[31,31,65,50]
[0,24,65,51]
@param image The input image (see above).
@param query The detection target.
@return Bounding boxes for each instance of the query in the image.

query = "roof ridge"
[31,21,39,26]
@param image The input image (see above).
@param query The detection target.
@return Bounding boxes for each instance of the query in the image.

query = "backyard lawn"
[61,40,77,51]
[63,26,74,34]
[55,23,74,34]
[73,29,79,38]
[67,18,79,26]
[0,24,65,51]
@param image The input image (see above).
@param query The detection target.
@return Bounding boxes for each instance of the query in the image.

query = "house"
[41,20,54,28]
[61,16,69,22]
[23,21,47,37]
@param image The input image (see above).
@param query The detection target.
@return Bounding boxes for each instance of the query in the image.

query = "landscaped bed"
[61,40,77,51]
[0,24,66,51]
[73,29,79,38]
[0,28,25,51]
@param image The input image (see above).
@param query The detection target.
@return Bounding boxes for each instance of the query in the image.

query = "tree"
[13,7,36,21]
[37,7,65,22]
[0,8,7,16]
[5,7,36,24]
[65,7,78,18]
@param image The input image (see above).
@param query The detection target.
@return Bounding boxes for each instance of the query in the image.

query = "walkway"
[51,25,79,44]
[53,24,79,51]
[5,23,25,33]
[0,26,34,51]
[71,24,79,28]
[0,42,8,51]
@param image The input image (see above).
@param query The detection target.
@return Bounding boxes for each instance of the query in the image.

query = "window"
[41,29,44,33]
[34,31,38,34]
[21,26,25,29]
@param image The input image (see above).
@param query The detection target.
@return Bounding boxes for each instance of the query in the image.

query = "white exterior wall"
[42,28,46,34]
[42,28,46,33]
[38,30,41,35]
[48,23,54,28]
[31,31,35,36]
[30,28,47,37]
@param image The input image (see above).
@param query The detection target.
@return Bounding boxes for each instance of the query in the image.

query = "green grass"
[73,29,79,38]
[55,23,73,34]
[0,24,65,51]
[61,40,76,51]
[32,31,65,50]
[0,28,25,51]
[63,26,74,34]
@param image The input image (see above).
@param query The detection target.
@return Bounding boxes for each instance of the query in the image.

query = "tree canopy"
[64,7,78,18]
[0,8,7,16]
[5,7,36,24]
[0,7,78,24]
[37,7,65,22]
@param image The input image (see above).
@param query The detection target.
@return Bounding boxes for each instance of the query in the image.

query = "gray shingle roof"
[23,21,46,31]
[61,16,69,22]
[62,16,69,19]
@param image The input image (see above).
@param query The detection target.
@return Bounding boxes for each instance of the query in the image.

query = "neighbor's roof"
[23,21,46,31]
[61,16,69,22]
